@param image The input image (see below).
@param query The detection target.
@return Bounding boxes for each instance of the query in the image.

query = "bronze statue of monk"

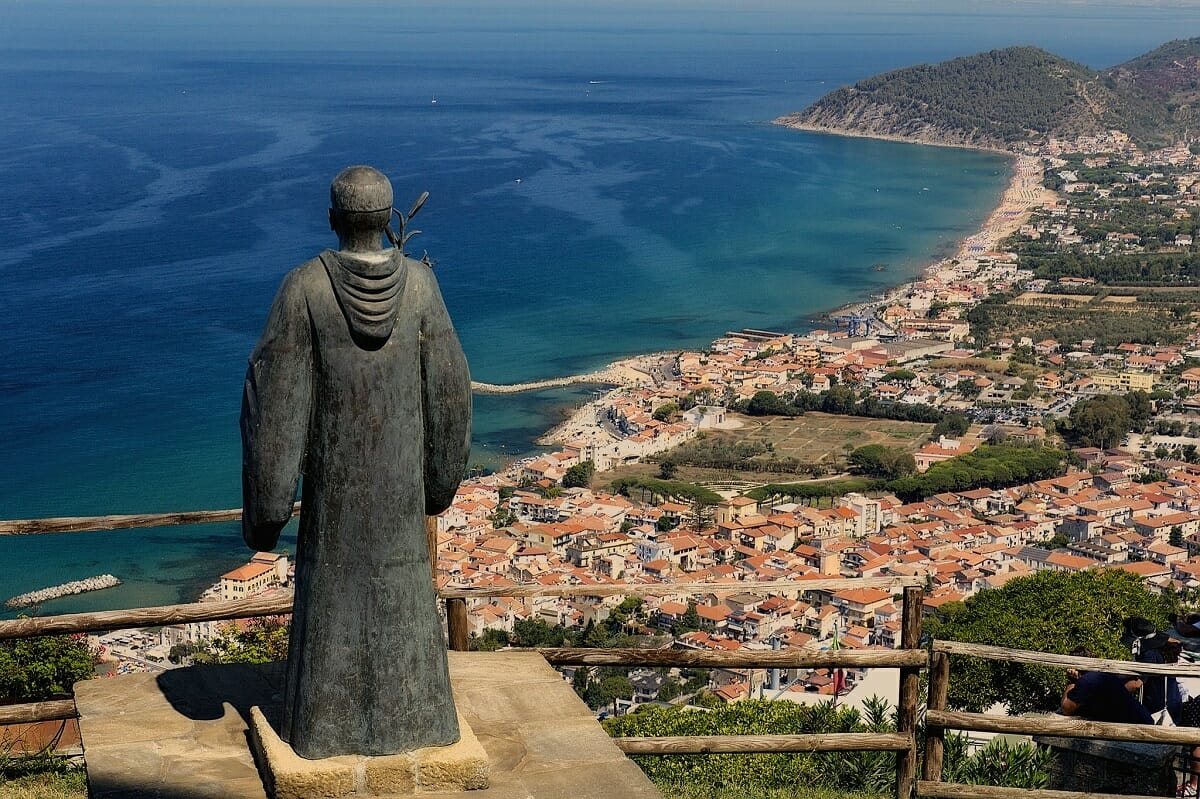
[240,165,471,759]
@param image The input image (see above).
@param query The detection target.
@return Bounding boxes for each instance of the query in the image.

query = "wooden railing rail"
[923,638,1200,799]
[615,732,913,755]
[0,699,76,726]
[540,647,926,669]
[0,507,930,793]
[927,707,1200,746]
[932,638,1200,677]
[0,594,295,641]
[0,503,300,536]
[439,575,924,600]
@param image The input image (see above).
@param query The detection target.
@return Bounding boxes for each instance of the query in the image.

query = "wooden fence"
[919,640,1200,799]
[0,502,930,797]
[10,507,1200,798]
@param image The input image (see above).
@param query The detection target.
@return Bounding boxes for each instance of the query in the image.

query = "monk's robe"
[241,247,470,759]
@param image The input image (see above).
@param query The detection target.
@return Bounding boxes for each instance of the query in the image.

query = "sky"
[2,1,1198,66]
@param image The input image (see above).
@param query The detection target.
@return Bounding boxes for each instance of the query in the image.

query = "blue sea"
[3,1,1199,617]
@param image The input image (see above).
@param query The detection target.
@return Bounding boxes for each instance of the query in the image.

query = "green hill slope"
[777,39,1200,150]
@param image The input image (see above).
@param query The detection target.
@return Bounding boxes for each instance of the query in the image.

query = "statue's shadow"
[155,660,286,728]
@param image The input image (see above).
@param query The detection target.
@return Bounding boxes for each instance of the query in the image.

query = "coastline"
[771,118,1015,157]
[791,127,1052,322]
[489,138,1048,455]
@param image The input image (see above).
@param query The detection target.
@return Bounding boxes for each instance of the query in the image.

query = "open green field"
[724,413,932,462]
[597,412,933,487]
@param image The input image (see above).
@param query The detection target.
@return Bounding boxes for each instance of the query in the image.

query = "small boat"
[874,263,888,272]
[515,178,523,184]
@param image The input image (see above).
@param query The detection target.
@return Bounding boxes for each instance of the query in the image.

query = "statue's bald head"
[329,166,393,249]
[330,166,393,214]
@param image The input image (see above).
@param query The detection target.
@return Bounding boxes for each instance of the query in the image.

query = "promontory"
[775,38,1200,152]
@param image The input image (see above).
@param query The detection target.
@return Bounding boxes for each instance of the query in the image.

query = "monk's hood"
[319,249,407,350]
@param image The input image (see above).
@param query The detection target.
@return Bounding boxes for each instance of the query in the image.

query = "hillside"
[776,39,1200,151]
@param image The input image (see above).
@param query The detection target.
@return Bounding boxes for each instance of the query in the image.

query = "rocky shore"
[6,574,122,608]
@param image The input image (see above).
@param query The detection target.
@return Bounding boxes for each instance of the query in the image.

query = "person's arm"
[418,264,471,516]
[1060,683,1081,716]
[241,270,313,551]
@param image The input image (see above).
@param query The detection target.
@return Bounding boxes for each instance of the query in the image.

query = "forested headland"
[776,38,1200,151]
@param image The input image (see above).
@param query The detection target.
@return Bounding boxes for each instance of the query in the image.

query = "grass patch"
[700,413,931,466]
[597,413,933,486]
[658,786,881,799]
[0,771,86,799]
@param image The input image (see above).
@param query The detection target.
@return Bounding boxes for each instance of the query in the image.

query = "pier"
[6,574,122,609]
[471,371,622,395]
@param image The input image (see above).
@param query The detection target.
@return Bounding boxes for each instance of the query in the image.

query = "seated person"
[1124,617,1171,719]
[1060,647,1153,725]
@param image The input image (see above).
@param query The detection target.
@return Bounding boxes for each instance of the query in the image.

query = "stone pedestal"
[249,707,489,797]
[1034,735,1177,796]
[75,651,663,799]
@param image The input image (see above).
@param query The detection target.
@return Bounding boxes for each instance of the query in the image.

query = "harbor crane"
[830,312,874,337]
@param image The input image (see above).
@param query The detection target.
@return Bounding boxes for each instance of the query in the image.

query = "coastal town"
[99,130,1200,714]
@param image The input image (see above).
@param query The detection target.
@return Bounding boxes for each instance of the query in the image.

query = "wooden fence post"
[446,598,469,652]
[895,586,923,799]
[921,650,950,785]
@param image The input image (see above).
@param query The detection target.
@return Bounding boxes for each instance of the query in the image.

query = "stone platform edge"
[249,707,489,798]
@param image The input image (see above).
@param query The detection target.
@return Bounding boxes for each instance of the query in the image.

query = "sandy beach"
[828,148,1052,321]
[532,353,671,447]
[482,136,1050,456]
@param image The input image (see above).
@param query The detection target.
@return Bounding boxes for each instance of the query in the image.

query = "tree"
[0,633,96,702]
[1125,390,1153,428]
[1172,525,1185,548]
[849,444,916,479]
[598,675,635,713]
[168,642,197,665]
[652,402,680,422]
[673,601,702,635]
[746,390,789,416]
[655,513,676,532]
[469,628,509,652]
[511,617,575,647]
[657,677,682,702]
[1067,395,1134,448]
[572,666,592,699]
[562,459,595,488]
[881,369,917,383]
[927,569,1173,714]
[933,412,970,439]
[604,597,645,637]
[821,385,858,415]
[488,507,516,529]
[194,617,290,664]
[657,460,678,480]
[984,426,1009,445]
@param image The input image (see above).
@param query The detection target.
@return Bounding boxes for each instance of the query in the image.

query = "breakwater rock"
[471,371,621,395]
[6,574,122,608]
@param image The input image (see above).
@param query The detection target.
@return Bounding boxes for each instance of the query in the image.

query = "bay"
[3,1,1197,616]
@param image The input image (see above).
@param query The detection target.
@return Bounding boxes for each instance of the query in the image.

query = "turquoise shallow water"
[4,2,1196,616]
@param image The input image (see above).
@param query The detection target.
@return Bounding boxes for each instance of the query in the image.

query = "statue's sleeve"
[240,270,313,551]
[419,268,472,515]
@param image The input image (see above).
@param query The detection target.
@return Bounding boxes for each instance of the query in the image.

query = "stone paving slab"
[75,651,662,799]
